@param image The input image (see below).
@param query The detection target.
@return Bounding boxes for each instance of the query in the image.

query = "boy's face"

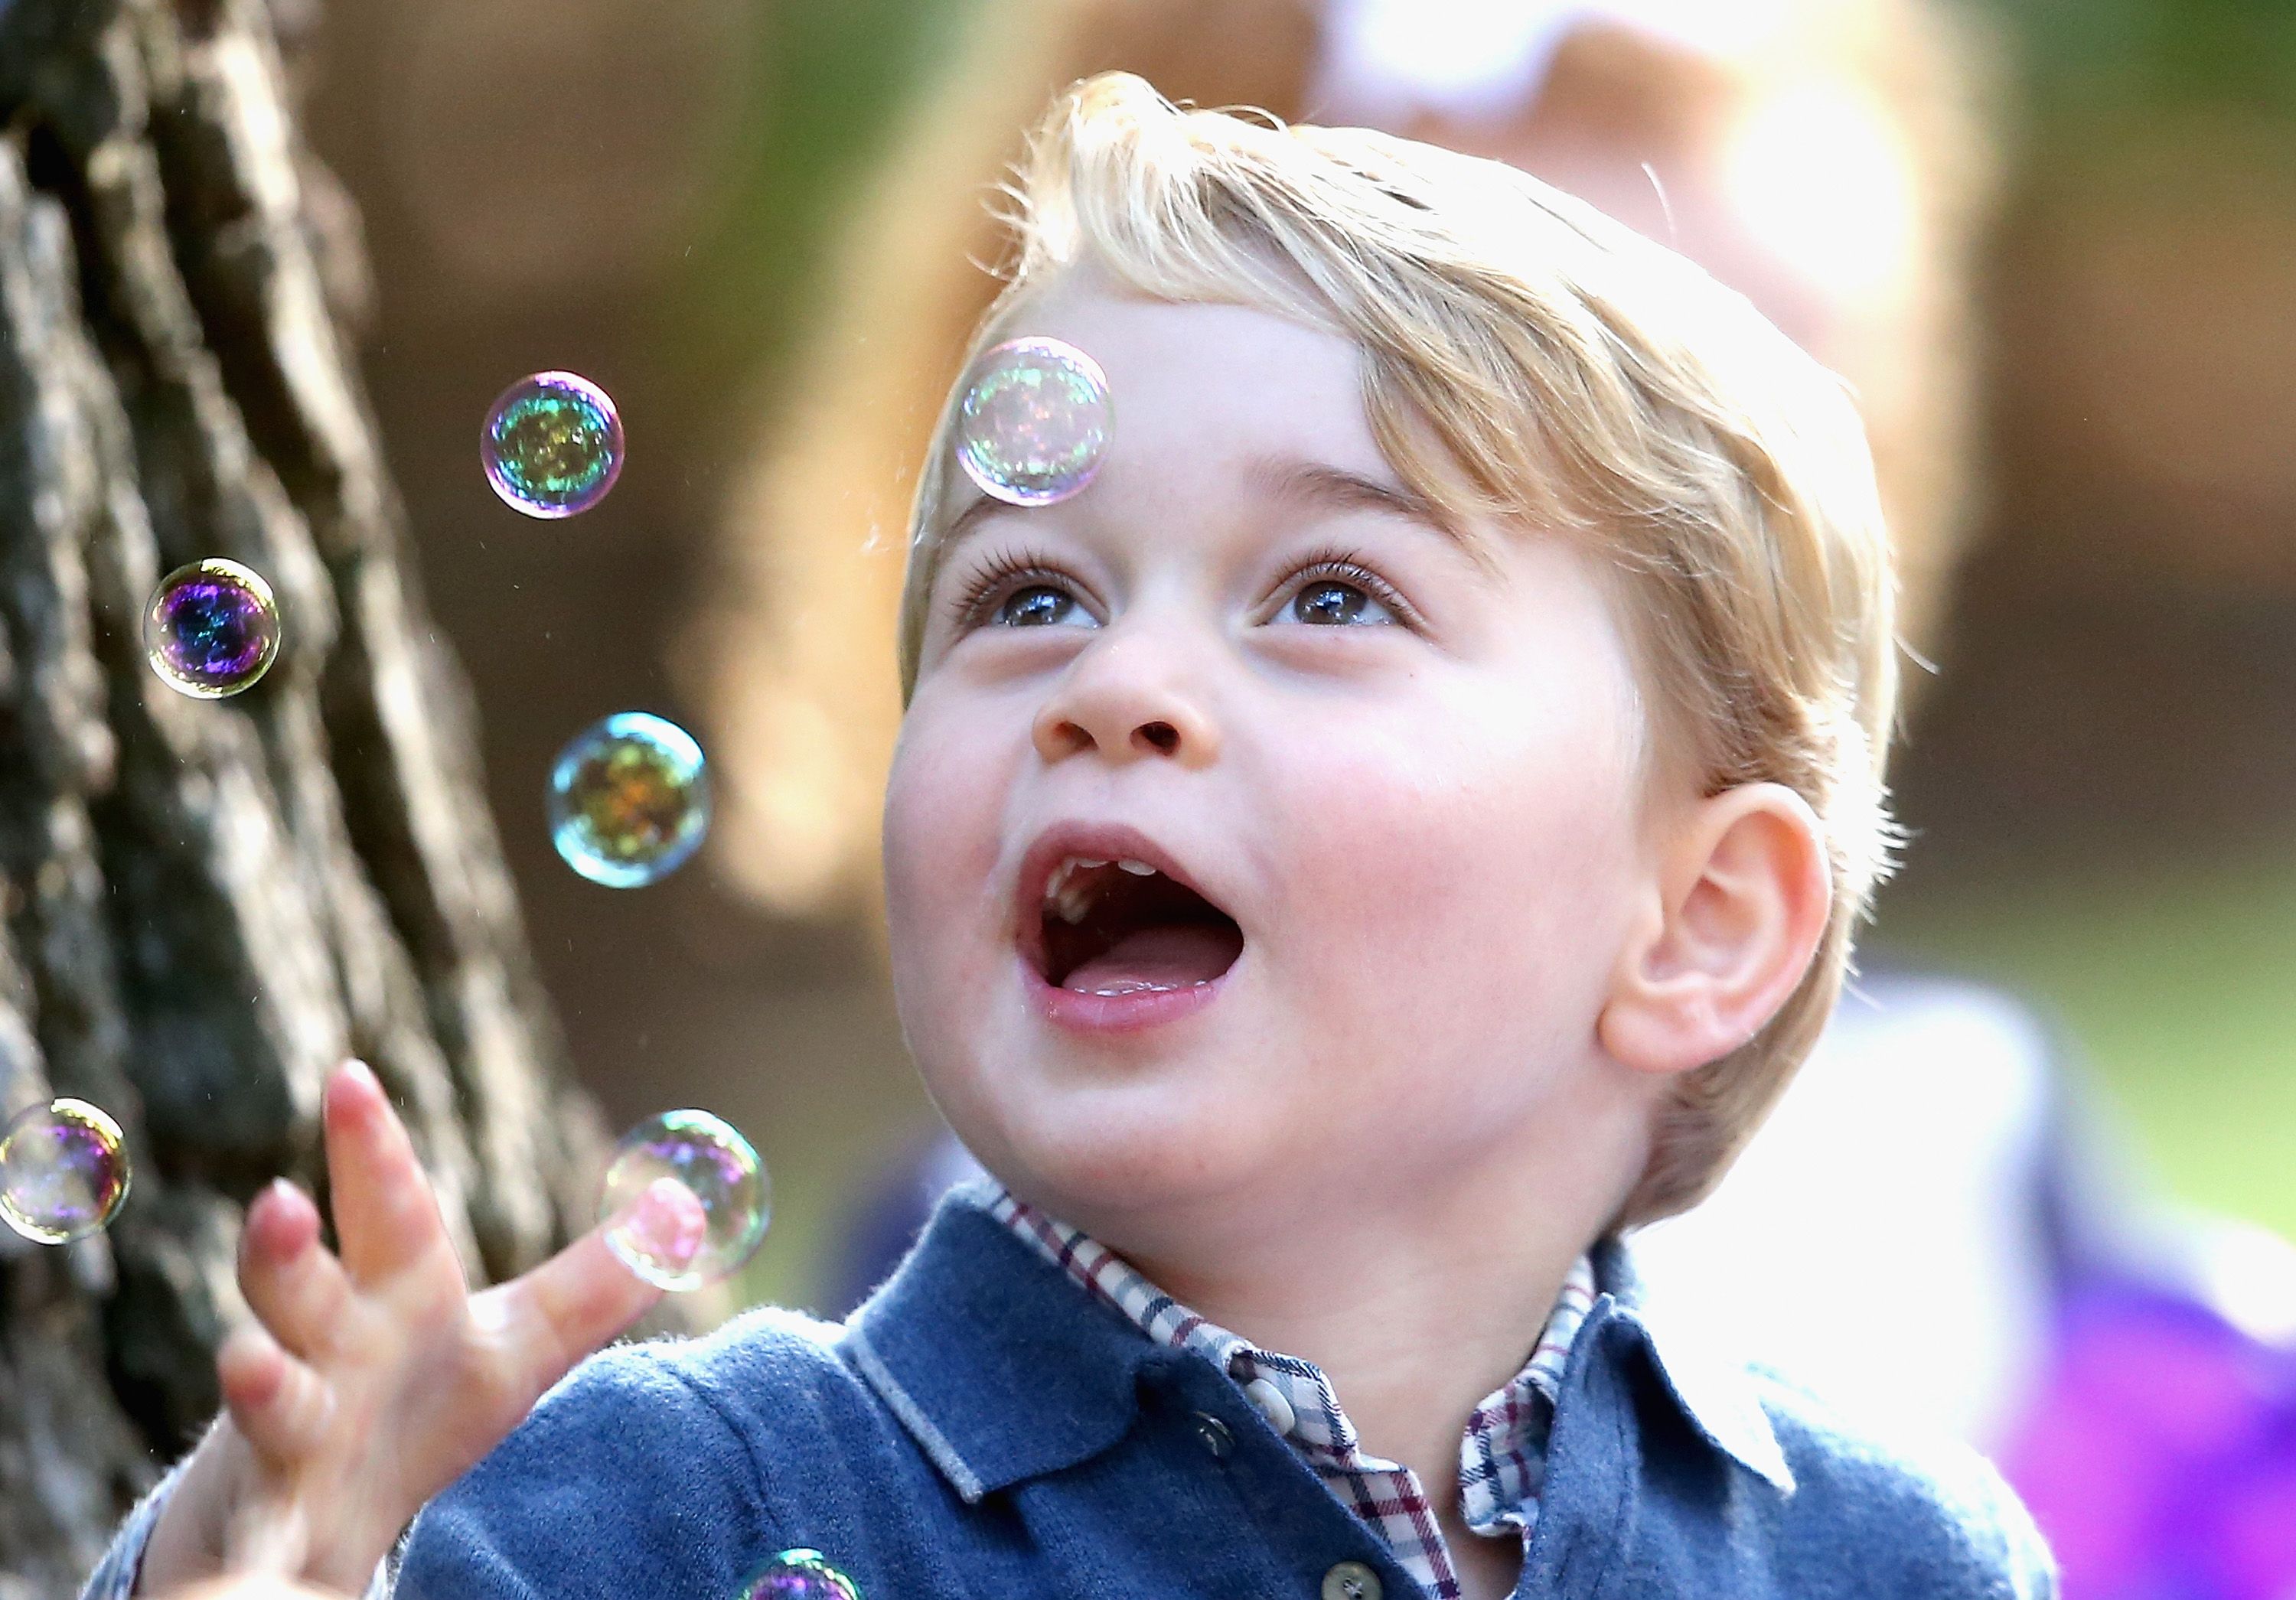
[885,275,1663,1240]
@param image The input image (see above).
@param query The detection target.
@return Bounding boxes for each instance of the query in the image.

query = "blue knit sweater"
[88,1179,2058,1598]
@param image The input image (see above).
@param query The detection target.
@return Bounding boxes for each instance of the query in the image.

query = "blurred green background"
[1867,0,2296,1243]
[1877,853,2296,1240]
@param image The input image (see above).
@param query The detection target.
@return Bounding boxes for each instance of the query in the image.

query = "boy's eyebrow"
[939,493,1013,557]
[1247,457,1500,578]
[933,458,1498,577]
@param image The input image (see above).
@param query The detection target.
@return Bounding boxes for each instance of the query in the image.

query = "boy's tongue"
[1062,924,1238,993]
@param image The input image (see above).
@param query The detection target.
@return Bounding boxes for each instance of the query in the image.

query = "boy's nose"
[1030,634,1221,769]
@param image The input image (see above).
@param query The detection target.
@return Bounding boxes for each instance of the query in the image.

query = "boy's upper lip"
[1013,820,1238,962]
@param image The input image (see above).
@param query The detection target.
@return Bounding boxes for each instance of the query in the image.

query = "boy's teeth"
[1038,854,1161,928]
[1043,858,1101,924]
[1044,858,1107,896]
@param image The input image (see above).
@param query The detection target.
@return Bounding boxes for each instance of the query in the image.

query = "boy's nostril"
[1137,721,1179,754]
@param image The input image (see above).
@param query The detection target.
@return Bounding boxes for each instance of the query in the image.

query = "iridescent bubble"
[954,337,1112,507]
[144,559,281,699]
[0,1098,130,1245]
[546,712,709,887]
[739,1548,863,1600]
[481,370,625,518]
[598,1109,768,1292]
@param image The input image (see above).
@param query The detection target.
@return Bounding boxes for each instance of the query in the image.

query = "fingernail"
[625,1178,706,1269]
[330,1060,379,1116]
[256,1180,307,1250]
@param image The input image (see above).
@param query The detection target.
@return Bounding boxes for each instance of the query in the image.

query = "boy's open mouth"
[1028,855,1244,994]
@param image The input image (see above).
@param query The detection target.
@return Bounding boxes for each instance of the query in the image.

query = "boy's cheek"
[1259,747,1637,1058]
[1266,722,1630,933]
[882,745,1006,976]
[885,709,1009,864]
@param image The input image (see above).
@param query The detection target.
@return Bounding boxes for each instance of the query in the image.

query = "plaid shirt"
[987,1185,1599,1600]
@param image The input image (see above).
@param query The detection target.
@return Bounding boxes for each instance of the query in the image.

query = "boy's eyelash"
[1285,545,1422,627]
[944,542,1422,631]
[946,542,1070,631]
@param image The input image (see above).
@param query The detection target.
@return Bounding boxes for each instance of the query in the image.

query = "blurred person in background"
[692,0,1990,918]
[701,2,2296,1595]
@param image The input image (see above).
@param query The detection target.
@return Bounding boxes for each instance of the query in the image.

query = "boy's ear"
[1597,783,1833,1080]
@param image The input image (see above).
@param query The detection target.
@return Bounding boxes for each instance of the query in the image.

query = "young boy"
[95,73,2054,1600]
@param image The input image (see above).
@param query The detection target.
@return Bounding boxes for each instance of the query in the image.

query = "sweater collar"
[843,1180,1795,1504]
[1593,1233,1799,1494]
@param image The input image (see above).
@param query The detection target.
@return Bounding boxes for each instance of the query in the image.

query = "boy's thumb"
[480,1182,713,1418]
[615,1177,709,1276]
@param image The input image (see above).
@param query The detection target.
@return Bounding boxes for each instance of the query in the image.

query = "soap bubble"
[1,1098,130,1245]
[598,1109,768,1291]
[546,712,709,887]
[145,559,281,699]
[739,1549,863,1600]
[954,337,1112,507]
[481,370,625,517]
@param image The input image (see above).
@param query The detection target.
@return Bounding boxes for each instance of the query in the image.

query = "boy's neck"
[1048,1089,1645,1529]
[1129,1194,1592,1480]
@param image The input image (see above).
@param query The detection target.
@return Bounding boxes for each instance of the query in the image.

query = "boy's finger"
[220,1488,314,1582]
[238,1179,352,1364]
[471,1181,703,1409]
[321,1060,451,1287]
[174,1579,345,1600]
[217,1321,334,1465]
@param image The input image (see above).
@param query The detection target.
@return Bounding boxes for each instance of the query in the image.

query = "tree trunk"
[0,0,634,1589]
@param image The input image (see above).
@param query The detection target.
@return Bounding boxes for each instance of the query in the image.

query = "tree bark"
[0,0,634,1589]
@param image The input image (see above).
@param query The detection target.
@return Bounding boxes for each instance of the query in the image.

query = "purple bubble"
[740,1549,862,1600]
[1,1098,130,1245]
[144,559,281,699]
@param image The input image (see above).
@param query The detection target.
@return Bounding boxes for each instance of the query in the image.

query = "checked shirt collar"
[987,1185,1599,1600]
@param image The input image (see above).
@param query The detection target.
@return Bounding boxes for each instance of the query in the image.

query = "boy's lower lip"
[1019,951,1231,1035]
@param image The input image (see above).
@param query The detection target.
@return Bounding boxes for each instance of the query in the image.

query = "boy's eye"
[993,584,1088,628]
[1282,576,1397,627]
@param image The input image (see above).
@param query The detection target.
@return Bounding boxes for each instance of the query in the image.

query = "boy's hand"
[139,1060,705,1595]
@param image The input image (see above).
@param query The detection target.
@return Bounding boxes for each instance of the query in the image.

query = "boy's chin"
[967,1100,1278,1220]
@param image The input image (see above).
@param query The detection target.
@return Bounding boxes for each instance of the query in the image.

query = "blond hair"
[897,72,1904,1226]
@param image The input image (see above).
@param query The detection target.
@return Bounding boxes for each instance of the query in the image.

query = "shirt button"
[1244,1376,1296,1435]
[1191,1411,1235,1460]
[1322,1560,1383,1600]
